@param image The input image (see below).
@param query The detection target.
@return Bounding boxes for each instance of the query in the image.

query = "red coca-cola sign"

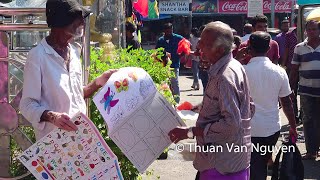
[218,0,293,13]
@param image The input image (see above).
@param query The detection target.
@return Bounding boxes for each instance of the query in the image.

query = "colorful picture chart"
[18,112,123,180]
[93,67,186,172]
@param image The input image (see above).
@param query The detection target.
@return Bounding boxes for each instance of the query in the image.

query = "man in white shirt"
[244,32,297,180]
[20,0,117,140]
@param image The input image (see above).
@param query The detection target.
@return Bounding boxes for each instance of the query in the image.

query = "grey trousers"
[301,95,320,155]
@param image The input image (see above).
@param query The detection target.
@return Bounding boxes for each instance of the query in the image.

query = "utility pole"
[271,0,275,28]
[189,0,192,34]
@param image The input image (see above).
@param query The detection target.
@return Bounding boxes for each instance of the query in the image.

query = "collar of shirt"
[40,38,71,59]
[208,52,232,76]
[248,56,270,64]
[302,40,320,51]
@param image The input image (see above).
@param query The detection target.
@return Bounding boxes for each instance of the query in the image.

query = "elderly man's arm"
[83,69,118,98]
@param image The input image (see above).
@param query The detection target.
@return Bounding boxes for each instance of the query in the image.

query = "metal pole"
[271,0,275,28]
[291,0,295,26]
[83,13,91,116]
[189,0,192,33]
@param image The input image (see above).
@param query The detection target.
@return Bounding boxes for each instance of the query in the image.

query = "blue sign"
[298,0,320,5]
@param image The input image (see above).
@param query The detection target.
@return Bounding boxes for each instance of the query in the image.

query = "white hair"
[205,21,234,54]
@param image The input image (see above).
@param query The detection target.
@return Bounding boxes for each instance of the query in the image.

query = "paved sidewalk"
[141,71,320,180]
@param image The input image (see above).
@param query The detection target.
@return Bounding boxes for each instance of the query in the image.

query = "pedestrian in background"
[290,20,320,160]
[241,23,253,42]
[195,25,211,93]
[232,35,242,57]
[275,19,290,65]
[156,23,184,103]
[126,21,141,51]
[244,32,297,179]
[236,14,280,65]
[282,18,299,124]
[189,27,200,90]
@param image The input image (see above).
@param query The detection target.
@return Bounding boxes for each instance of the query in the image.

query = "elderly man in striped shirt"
[169,21,254,180]
[290,20,320,160]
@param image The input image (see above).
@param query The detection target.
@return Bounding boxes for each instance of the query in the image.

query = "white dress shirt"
[244,57,291,137]
[20,38,86,140]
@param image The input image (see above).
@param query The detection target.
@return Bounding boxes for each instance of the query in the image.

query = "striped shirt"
[194,53,253,175]
[292,41,320,97]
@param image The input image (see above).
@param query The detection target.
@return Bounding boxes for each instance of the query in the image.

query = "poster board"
[247,0,263,17]
[18,112,123,180]
[93,67,186,172]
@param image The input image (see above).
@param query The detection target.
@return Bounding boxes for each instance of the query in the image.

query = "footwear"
[301,153,317,160]
[191,85,195,88]
[194,83,199,90]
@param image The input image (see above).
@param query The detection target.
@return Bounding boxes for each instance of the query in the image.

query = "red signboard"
[218,0,293,14]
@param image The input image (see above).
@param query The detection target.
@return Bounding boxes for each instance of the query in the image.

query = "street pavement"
[141,70,320,180]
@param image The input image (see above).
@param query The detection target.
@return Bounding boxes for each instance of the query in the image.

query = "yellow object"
[137,30,141,43]
[306,8,320,21]
[36,166,43,172]
[83,0,94,6]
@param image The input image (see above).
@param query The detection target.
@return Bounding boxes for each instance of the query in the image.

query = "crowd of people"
[18,0,319,179]
[165,14,319,179]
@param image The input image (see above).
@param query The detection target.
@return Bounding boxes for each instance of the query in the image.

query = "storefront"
[140,0,295,44]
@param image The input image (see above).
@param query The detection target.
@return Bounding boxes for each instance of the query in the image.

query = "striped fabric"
[292,42,320,97]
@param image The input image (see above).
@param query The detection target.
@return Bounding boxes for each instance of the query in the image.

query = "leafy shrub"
[89,47,175,179]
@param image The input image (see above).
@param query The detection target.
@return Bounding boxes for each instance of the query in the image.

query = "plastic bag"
[177,38,191,56]
[271,137,304,180]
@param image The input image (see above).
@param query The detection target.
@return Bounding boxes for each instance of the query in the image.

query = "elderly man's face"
[65,17,85,38]
[198,29,221,63]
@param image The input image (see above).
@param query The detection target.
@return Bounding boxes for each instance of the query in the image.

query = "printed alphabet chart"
[93,67,186,172]
[18,112,123,180]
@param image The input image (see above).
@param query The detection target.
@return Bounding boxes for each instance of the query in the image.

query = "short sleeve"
[279,69,292,97]
[272,40,280,60]
[291,46,301,65]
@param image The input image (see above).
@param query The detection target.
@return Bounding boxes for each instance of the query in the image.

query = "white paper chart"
[93,67,186,172]
[18,112,123,180]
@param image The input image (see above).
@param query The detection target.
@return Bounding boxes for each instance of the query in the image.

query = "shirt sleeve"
[203,78,242,143]
[279,69,292,97]
[155,39,161,49]
[19,51,47,131]
[273,40,280,60]
[291,46,301,65]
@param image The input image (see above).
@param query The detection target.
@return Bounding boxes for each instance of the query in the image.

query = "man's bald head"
[202,21,234,55]
[243,23,253,34]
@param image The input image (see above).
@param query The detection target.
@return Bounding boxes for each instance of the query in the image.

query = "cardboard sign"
[93,67,186,172]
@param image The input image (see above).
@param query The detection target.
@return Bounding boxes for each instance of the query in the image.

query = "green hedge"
[89,47,175,179]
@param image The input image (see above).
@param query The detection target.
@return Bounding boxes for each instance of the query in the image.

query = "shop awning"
[142,14,171,21]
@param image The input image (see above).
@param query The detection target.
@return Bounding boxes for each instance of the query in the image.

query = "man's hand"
[95,69,118,87]
[168,127,188,143]
[84,69,118,98]
[41,111,78,131]
[235,47,249,63]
